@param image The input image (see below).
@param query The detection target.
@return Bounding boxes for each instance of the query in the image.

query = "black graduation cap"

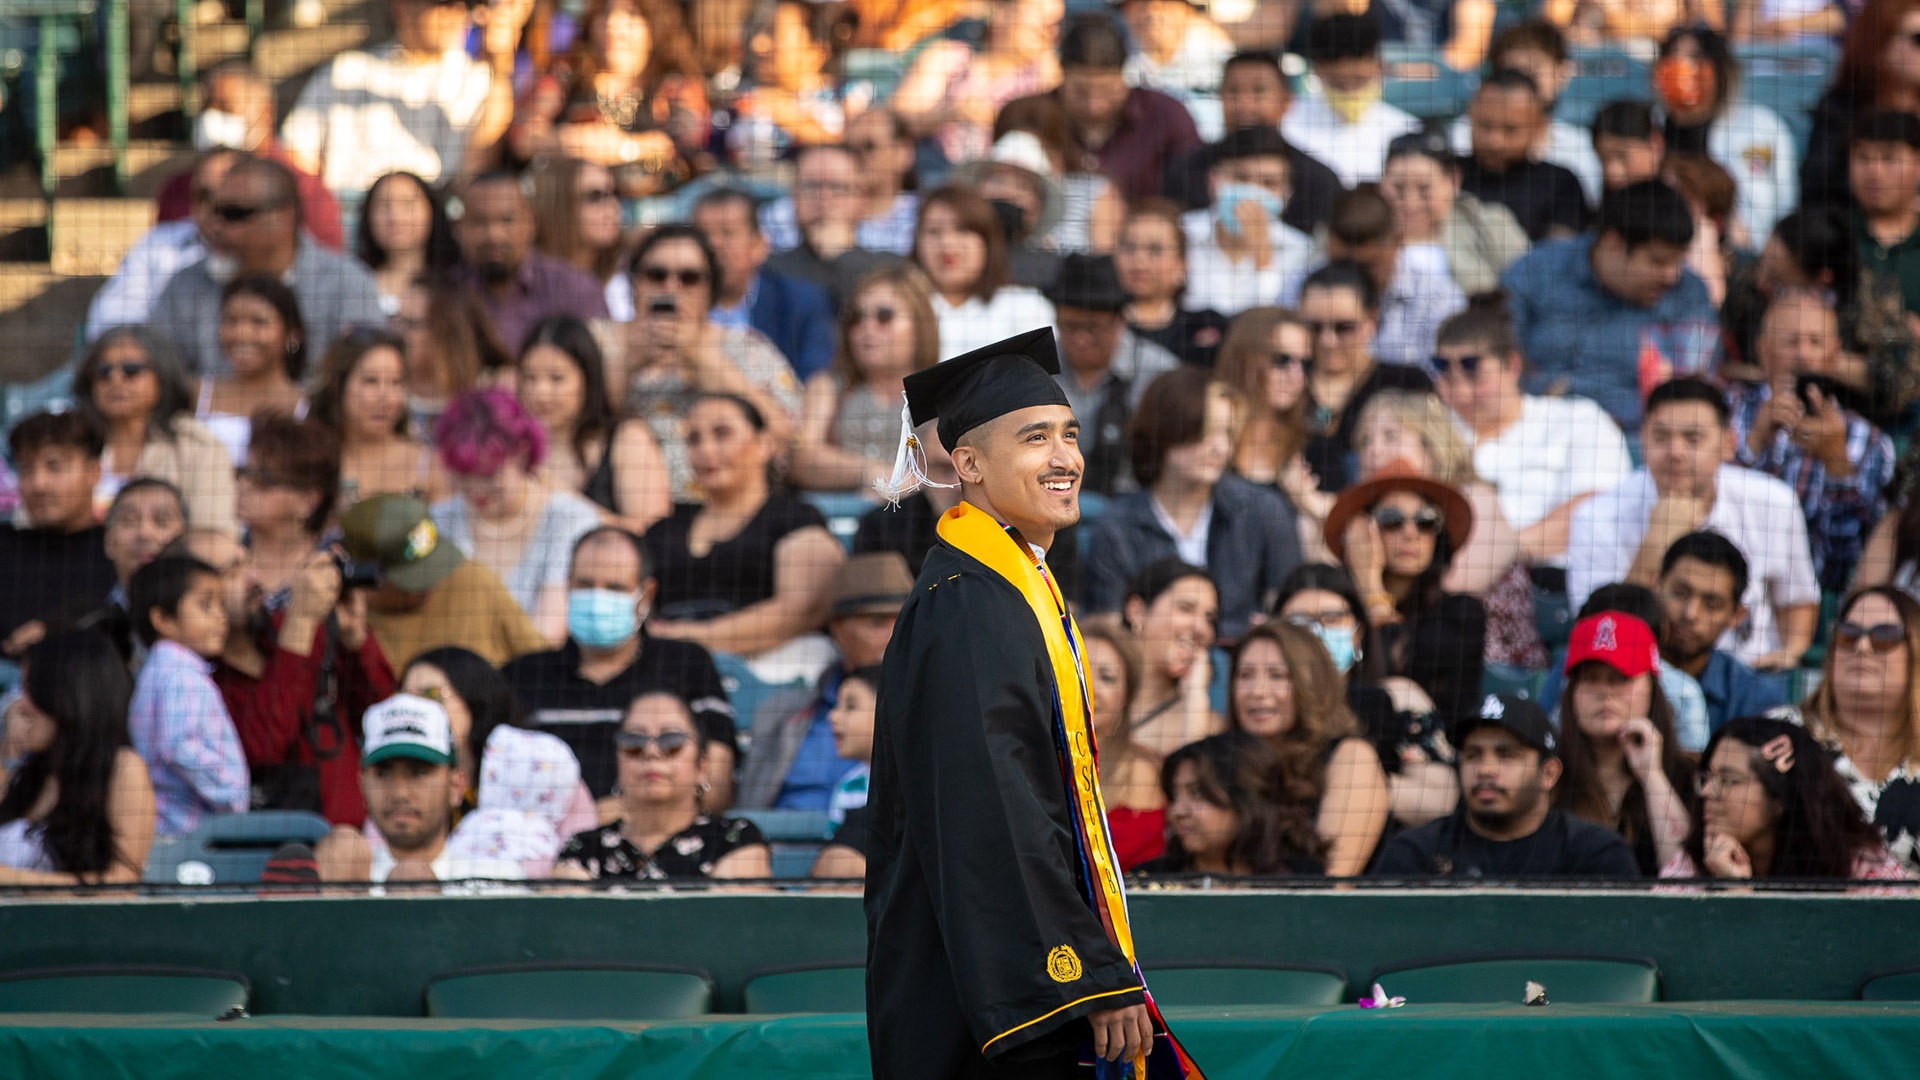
[903,327,1069,452]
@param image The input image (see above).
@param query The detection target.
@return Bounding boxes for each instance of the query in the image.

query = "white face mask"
[193,109,252,151]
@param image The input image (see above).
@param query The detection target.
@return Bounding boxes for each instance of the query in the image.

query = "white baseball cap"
[362,693,457,767]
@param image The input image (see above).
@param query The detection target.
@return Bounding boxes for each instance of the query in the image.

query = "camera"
[332,551,383,589]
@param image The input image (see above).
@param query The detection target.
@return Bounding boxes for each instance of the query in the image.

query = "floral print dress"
[557,815,768,880]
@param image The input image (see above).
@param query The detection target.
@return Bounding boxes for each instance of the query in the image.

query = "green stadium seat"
[1381,44,1477,121]
[423,963,713,1020]
[1482,663,1546,702]
[1857,967,1920,1000]
[0,965,249,1016]
[143,810,332,886]
[1145,964,1348,1007]
[1371,955,1660,1004]
[1557,47,1652,129]
[742,964,865,1013]
[801,491,872,553]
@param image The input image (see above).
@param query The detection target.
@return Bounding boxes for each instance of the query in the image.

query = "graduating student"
[864,329,1203,1079]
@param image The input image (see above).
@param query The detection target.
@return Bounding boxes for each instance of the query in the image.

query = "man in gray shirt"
[149,154,385,376]
[1049,253,1180,496]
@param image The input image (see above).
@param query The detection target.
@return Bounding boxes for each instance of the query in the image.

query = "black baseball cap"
[1454,693,1558,758]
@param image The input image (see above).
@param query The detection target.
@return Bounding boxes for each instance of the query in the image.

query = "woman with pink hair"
[431,388,604,641]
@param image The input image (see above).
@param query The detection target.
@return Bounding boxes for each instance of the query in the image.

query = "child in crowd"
[127,555,250,838]
[444,725,584,879]
[827,665,879,825]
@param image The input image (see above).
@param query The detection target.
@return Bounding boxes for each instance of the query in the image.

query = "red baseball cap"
[1564,612,1660,678]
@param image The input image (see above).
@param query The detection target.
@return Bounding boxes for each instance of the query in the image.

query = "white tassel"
[872,395,958,508]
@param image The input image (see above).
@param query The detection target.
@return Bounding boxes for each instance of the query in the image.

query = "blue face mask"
[1213,181,1287,238]
[567,589,639,649]
[1311,622,1359,674]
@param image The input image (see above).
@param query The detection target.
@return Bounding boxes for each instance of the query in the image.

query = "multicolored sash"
[938,502,1202,1080]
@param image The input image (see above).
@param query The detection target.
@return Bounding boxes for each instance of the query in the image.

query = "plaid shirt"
[1727,382,1895,590]
[128,640,251,837]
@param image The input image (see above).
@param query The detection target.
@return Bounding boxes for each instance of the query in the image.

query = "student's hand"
[1702,831,1753,879]
[1087,1002,1152,1063]
[1618,717,1664,782]
[1792,386,1853,476]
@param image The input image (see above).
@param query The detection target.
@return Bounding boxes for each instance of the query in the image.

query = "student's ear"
[950,443,985,486]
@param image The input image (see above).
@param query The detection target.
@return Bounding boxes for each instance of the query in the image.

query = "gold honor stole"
[938,503,1201,1080]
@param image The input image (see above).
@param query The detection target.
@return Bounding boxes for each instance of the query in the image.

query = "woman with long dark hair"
[1650,26,1796,247]
[77,326,236,533]
[1227,622,1388,875]
[1118,558,1222,756]
[354,172,461,313]
[910,185,1055,360]
[1137,731,1325,876]
[1553,612,1694,877]
[0,631,154,884]
[517,315,670,532]
[1662,715,1910,881]
[199,274,309,467]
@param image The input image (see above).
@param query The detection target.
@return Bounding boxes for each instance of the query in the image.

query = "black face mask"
[989,199,1030,244]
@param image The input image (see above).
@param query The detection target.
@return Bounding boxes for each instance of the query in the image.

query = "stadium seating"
[1857,967,1920,1000]
[741,963,866,1013]
[731,807,837,878]
[0,964,249,1016]
[142,810,333,886]
[1143,964,1349,1007]
[1381,44,1478,121]
[1557,47,1653,129]
[1369,954,1661,1004]
[802,490,874,553]
[1735,41,1838,155]
[422,963,714,1020]
[711,651,804,735]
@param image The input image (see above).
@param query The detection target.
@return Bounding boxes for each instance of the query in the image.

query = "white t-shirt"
[932,288,1057,360]
[1281,92,1419,187]
[1567,465,1821,663]
[1181,210,1314,316]
[281,43,494,195]
[1464,395,1633,535]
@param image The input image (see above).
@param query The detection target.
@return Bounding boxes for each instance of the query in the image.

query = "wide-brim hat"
[828,551,916,618]
[950,131,1066,239]
[1322,458,1474,562]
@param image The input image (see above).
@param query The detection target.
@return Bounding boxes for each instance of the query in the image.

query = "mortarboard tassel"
[872,394,958,508]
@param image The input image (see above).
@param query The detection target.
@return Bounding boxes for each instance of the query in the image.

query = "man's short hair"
[1328,185,1394,246]
[1489,18,1567,65]
[1850,109,1920,151]
[1306,13,1379,64]
[1477,67,1543,104]
[693,187,762,236]
[570,525,652,581]
[1059,15,1129,69]
[1211,125,1291,165]
[7,410,104,461]
[1660,531,1750,601]
[1596,180,1695,251]
[1222,50,1284,82]
[1577,582,1663,627]
[1299,259,1380,312]
[1591,99,1658,141]
[107,477,188,527]
[129,554,219,646]
[1644,375,1731,427]
[225,154,302,231]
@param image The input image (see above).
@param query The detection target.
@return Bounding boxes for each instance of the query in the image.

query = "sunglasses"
[97,361,152,381]
[615,730,693,757]
[213,201,279,223]
[848,140,891,155]
[852,305,897,327]
[1694,769,1758,796]
[1373,506,1442,534]
[236,466,294,488]
[1307,319,1361,338]
[578,187,618,204]
[1429,354,1483,378]
[1835,621,1905,654]
[641,265,708,288]
[1271,351,1312,372]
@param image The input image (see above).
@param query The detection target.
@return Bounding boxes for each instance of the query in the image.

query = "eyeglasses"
[97,361,152,381]
[852,305,897,327]
[1271,352,1312,372]
[1694,770,1757,796]
[1283,610,1354,630]
[615,730,693,758]
[578,187,618,204]
[236,466,294,488]
[797,179,859,196]
[213,201,280,223]
[641,265,708,288]
[1429,354,1483,378]
[1835,620,1905,654]
[1119,241,1170,258]
[1373,506,1442,534]
[1306,319,1361,338]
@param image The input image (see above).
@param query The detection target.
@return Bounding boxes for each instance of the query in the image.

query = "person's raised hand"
[1647,493,1709,542]
[335,585,371,653]
[1618,716,1663,782]
[1343,514,1386,591]
[288,551,344,624]
[1792,386,1853,475]
[2,620,46,658]
[1087,1002,1153,1063]
[1749,648,1802,672]
[1702,830,1753,879]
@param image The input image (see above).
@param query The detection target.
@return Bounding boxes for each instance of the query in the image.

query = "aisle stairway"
[0,7,369,387]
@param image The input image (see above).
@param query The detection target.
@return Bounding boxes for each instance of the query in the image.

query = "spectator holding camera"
[183,524,397,828]
[236,415,339,603]
[1727,290,1895,591]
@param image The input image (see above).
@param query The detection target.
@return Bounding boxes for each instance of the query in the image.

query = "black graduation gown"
[865,539,1145,1078]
